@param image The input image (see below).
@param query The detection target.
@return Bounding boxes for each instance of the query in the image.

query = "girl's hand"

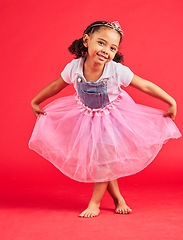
[130,75,177,121]
[163,101,177,121]
[31,101,47,118]
[30,76,69,118]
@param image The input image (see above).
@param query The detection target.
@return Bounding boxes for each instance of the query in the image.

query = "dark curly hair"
[68,21,124,63]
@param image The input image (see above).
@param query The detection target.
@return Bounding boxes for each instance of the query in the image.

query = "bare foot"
[114,199,132,214]
[79,202,100,218]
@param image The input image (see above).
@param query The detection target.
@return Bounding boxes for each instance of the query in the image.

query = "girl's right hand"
[30,76,69,118]
[31,101,47,118]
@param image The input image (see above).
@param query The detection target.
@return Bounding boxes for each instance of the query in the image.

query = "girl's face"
[83,27,120,65]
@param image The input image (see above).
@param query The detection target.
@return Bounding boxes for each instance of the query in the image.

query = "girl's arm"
[31,76,69,117]
[129,75,177,120]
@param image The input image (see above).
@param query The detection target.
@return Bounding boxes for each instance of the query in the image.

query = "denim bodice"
[76,76,110,109]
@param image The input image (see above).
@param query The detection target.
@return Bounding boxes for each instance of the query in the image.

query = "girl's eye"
[98,41,104,45]
[111,47,117,52]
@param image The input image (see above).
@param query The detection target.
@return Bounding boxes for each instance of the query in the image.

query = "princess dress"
[29,60,181,183]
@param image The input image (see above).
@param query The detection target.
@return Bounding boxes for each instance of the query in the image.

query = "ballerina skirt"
[29,90,181,182]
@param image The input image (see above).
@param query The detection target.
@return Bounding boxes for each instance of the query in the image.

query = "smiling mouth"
[97,53,108,61]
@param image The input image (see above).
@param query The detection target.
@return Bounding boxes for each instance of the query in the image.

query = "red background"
[0,0,183,191]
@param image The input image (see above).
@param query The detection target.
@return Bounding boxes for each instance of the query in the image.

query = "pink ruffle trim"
[75,93,123,116]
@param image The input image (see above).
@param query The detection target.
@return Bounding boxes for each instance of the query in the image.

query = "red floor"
[0,181,183,240]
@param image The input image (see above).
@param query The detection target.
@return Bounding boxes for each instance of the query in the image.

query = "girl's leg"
[79,181,108,218]
[107,179,132,214]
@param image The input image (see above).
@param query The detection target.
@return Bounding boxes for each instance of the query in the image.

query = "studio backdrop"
[0,0,182,188]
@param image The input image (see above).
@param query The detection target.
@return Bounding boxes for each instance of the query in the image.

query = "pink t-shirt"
[61,57,134,102]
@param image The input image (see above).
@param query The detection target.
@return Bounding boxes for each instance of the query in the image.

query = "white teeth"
[97,54,107,60]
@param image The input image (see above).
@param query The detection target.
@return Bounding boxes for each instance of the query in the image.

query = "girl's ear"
[83,34,89,48]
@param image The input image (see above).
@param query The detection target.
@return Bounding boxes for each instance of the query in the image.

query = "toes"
[79,211,98,218]
[85,212,91,218]
[122,209,128,214]
[115,209,122,214]
[116,208,123,214]
[82,213,89,218]
[86,212,95,217]
[115,207,132,214]
[125,207,132,213]
[79,210,87,217]
[123,208,128,214]
[89,212,98,217]
[123,210,128,214]
[79,213,85,217]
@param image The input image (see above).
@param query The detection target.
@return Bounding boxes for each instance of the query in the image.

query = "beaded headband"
[84,21,123,36]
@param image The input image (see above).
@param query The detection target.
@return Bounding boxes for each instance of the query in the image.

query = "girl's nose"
[102,48,108,54]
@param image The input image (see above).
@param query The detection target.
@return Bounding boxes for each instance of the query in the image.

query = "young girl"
[29,21,181,218]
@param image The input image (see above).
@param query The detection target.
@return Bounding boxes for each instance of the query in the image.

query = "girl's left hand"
[130,75,178,121]
[163,102,177,121]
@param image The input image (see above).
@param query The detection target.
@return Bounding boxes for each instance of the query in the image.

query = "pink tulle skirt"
[29,90,181,182]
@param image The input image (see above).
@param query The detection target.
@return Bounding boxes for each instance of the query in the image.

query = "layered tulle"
[29,90,181,182]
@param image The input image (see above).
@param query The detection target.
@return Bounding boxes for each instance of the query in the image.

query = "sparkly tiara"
[111,21,123,35]
[84,21,123,35]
